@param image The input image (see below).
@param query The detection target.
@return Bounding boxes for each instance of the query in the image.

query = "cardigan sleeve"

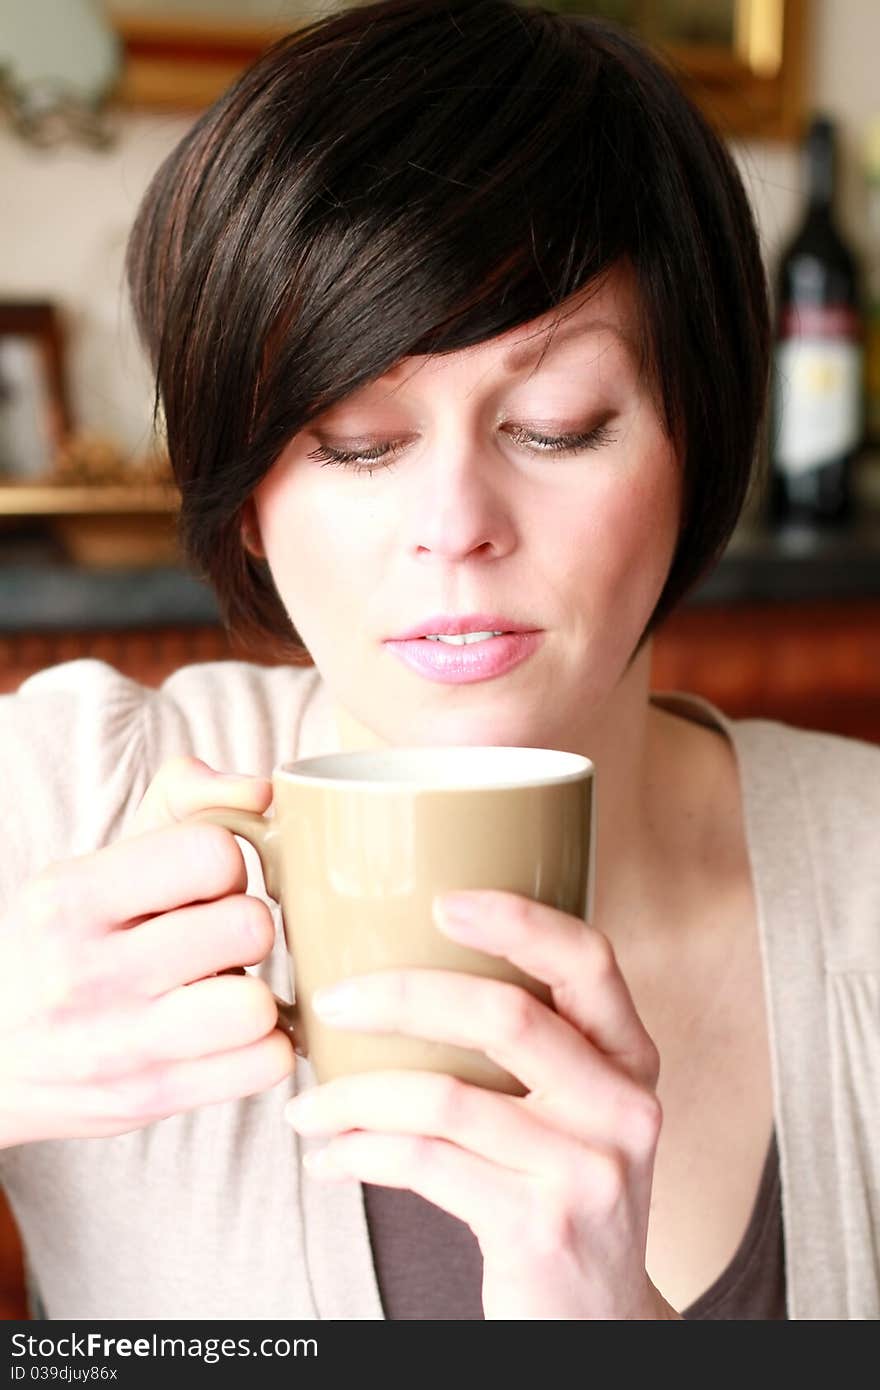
[0,658,155,911]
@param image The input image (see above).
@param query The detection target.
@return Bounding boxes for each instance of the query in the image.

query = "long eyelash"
[509,423,617,454]
[306,423,618,476]
[306,438,408,477]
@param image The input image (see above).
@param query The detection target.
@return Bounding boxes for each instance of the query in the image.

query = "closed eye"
[306,422,618,476]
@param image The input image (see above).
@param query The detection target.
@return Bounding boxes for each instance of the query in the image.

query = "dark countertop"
[2,508,880,634]
[0,548,221,633]
[695,510,880,603]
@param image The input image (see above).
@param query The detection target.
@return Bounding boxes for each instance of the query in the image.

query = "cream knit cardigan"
[0,658,877,1319]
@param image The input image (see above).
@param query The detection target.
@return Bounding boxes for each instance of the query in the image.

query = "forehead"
[379,266,640,388]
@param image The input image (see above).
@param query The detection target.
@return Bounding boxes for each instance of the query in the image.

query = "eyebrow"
[374,316,637,392]
[501,317,636,373]
[385,316,634,380]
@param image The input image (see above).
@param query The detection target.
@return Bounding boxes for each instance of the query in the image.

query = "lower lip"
[382,631,544,684]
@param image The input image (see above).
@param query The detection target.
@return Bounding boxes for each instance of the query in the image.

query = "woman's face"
[248,263,682,751]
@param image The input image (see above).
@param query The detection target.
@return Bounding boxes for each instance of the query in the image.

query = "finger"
[305,1132,657,1321]
[21,821,252,941]
[301,1130,523,1237]
[15,974,281,1083]
[433,892,659,1087]
[99,893,276,997]
[9,1030,295,1140]
[299,1129,630,1286]
[308,970,656,1143]
[127,755,272,839]
[139,973,281,1064]
[286,1069,583,1175]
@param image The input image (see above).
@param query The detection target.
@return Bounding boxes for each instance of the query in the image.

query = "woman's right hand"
[0,756,295,1148]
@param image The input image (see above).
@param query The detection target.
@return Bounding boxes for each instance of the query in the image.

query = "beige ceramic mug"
[193,745,595,1097]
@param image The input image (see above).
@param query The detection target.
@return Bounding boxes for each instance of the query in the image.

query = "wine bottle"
[865,116,880,447]
[770,115,865,525]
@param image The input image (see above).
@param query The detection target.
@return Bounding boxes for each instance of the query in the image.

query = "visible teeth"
[424,631,504,644]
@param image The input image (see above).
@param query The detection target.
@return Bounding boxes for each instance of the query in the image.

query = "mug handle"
[187,807,306,1056]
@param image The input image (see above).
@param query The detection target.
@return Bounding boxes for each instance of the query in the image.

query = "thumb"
[127,755,273,840]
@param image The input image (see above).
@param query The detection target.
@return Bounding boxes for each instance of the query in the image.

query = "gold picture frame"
[106,0,807,142]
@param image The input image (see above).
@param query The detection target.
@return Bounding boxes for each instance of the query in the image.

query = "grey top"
[362,1127,786,1319]
[0,658,878,1320]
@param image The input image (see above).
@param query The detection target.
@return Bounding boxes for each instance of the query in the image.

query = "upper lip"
[385,614,540,640]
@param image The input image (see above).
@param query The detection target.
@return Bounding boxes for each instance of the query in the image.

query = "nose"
[403,431,519,563]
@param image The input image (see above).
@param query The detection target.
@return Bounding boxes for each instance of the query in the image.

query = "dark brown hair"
[125,0,770,663]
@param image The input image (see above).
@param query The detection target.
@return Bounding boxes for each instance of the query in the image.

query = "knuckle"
[237,976,279,1038]
[187,823,246,894]
[68,1009,152,1087]
[260,1029,297,1081]
[64,941,123,1013]
[98,1067,173,1123]
[535,1196,579,1258]
[403,1134,436,1171]
[588,1149,627,1215]
[488,1200,533,1253]
[42,1023,98,1086]
[133,756,218,834]
[137,755,203,813]
[587,928,617,980]
[627,1091,663,1154]
[431,1074,469,1131]
[18,866,74,934]
[495,984,538,1046]
[15,878,105,1011]
[502,893,533,931]
[232,894,275,957]
[382,970,413,1017]
[493,1183,579,1263]
[121,1073,164,1117]
[156,754,210,788]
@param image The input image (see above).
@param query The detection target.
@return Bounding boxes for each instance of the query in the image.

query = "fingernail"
[284,1089,312,1123]
[284,1093,318,1128]
[302,1147,345,1177]
[312,980,363,1018]
[433,892,482,934]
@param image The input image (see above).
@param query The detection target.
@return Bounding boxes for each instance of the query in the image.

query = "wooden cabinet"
[650,598,880,744]
[2,596,879,739]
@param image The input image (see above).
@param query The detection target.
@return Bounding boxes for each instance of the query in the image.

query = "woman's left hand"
[283,890,680,1320]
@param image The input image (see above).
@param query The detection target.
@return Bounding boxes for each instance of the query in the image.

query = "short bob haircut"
[126,0,770,664]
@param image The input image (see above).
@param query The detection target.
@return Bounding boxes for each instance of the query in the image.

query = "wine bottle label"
[778,304,860,338]
[774,305,863,475]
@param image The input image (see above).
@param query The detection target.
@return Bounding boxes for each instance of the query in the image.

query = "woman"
[1,0,877,1321]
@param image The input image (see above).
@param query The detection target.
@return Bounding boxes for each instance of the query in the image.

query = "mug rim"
[276,744,593,791]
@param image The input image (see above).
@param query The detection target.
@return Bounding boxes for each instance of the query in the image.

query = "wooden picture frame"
[0,304,178,566]
[106,0,808,142]
[0,303,73,484]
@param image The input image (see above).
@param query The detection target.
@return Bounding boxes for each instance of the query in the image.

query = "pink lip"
[387,613,537,640]
[383,630,544,685]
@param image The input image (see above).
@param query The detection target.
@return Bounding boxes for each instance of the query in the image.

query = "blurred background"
[1,0,879,1321]
[1,0,879,733]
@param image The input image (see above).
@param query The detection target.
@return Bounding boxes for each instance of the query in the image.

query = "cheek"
[568,442,681,610]
[253,469,379,620]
